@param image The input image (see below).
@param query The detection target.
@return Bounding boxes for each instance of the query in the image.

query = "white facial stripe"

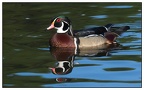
[53,18,57,24]
[59,61,69,66]
[71,56,74,67]
[57,22,69,33]
[69,25,73,36]
[52,17,70,33]
[63,20,69,25]
[57,61,70,72]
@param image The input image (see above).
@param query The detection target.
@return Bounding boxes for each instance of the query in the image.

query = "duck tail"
[109,26,130,35]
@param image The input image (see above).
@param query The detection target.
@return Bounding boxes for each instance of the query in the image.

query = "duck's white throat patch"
[56,22,69,33]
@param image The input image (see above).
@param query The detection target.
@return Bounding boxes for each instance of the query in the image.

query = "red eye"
[56,18,61,22]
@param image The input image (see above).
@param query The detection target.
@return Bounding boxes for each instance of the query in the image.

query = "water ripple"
[105,5,133,9]
[90,15,108,19]
[42,82,141,87]
[128,13,141,18]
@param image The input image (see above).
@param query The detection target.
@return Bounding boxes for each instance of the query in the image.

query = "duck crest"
[50,33,75,48]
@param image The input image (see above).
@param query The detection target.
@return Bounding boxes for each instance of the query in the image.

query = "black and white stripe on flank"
[74,38,78,54]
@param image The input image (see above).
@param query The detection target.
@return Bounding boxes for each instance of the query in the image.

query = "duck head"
[47,16,73,36]
[49,61,73,75]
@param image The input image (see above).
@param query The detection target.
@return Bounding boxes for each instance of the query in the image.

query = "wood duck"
[47,16,130,49]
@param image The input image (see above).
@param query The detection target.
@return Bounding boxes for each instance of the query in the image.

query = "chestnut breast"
[50,33,75,47]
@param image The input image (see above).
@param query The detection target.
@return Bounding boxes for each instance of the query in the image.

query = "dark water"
[3,2,142,88]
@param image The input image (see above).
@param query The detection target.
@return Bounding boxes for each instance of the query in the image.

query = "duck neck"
[69,25,73,36]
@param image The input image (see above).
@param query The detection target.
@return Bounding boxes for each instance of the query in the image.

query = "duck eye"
[54,18,62,27]
[56,18,61,22]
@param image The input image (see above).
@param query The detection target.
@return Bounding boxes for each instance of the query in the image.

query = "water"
[3,2,141,88]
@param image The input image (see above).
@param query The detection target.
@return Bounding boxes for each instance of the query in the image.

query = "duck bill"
[49,67,56,74]
[47,22,55,30]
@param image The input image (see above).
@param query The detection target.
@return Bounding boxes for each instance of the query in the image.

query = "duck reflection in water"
[49,48,75,75]
[49,43,121,82]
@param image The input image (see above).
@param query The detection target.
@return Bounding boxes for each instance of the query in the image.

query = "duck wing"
[73,24,130,37]
[73,24,113,37]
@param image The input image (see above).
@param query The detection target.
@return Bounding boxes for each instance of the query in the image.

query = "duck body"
[50,33,108,48]
[47,16,130,48]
